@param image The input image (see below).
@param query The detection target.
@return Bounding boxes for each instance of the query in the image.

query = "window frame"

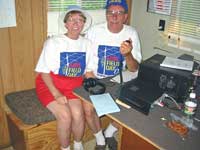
[47,0,132,36]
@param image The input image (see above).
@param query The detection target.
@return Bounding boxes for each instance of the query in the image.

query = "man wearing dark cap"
[83,0,142,150]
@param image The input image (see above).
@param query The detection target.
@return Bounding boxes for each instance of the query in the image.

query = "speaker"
[83,78,106,95]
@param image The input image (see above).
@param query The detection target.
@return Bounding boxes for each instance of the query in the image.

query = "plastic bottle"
[184,92,197,116]
[182,92,198,127]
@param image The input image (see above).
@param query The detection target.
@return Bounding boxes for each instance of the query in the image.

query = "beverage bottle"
[182,92,197,128]
[184,92,197,116]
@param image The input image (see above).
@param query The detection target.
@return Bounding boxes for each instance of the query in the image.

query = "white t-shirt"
[85,23,142,78]
[35,34,93,77]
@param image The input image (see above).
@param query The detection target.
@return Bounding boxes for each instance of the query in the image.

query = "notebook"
[90,93,120,117]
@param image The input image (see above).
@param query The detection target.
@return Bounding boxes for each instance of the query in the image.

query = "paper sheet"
[0,0,16,28]
[90,93,120,117]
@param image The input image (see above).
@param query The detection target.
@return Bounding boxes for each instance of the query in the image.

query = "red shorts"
[35,72,83,107]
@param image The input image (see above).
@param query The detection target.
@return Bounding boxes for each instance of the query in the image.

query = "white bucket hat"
[58,5,92,34]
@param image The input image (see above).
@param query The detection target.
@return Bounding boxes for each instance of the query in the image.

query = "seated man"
[83,0,142,150]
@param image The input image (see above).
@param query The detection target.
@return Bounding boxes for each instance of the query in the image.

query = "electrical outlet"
[158,19,165,31]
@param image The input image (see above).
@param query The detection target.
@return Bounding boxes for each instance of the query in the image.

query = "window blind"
[48,0,106,11]
[168,0,200,40]
[48,0,107,36]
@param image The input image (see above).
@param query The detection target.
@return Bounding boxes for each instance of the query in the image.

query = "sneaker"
[95,144,106,150]
[106,137,118,150]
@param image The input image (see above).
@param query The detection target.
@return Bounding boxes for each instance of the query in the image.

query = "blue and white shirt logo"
[97,45,124,77]
[59,52,86,77]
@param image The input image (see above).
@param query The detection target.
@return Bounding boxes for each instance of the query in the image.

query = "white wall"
[130,0,200,61]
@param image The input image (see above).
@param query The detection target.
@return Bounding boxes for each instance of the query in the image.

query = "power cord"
[154,93,182,110]
[164,93,182,110]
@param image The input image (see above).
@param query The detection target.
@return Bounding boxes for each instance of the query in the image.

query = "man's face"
[106,5,128,33]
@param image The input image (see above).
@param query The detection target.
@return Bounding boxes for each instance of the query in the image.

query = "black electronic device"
[83,78,106,95]
[138,54,194,102]
[119,79,163,115]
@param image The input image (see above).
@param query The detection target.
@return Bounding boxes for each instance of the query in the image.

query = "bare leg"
[68,99,85,142]
[82,101,101,133]
[82,101,105,147]
[47,101,72,148]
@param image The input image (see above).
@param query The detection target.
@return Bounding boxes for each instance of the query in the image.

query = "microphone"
[117,55,124,99]
[117,40,131,98]
[119,55,123,85]
[119,40,131,85]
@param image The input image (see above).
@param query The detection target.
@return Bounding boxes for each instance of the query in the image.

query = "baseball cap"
[105,0,128,12]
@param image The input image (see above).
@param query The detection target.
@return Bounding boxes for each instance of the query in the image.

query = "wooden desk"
[74,78,200,150]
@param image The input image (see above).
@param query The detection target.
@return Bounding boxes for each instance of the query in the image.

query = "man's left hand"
[120,38,133,57]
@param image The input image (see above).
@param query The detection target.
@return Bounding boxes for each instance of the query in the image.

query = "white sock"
[94,130,105,145]
[74,141,84,150]
[104,123,118,138]
[61,145,70,150]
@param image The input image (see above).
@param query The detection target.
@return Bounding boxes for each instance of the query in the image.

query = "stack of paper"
[90,93,120,117]
[160,57,194,71]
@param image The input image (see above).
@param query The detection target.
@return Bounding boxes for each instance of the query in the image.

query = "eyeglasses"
[106,10,125,16]
[67,17,85,24]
